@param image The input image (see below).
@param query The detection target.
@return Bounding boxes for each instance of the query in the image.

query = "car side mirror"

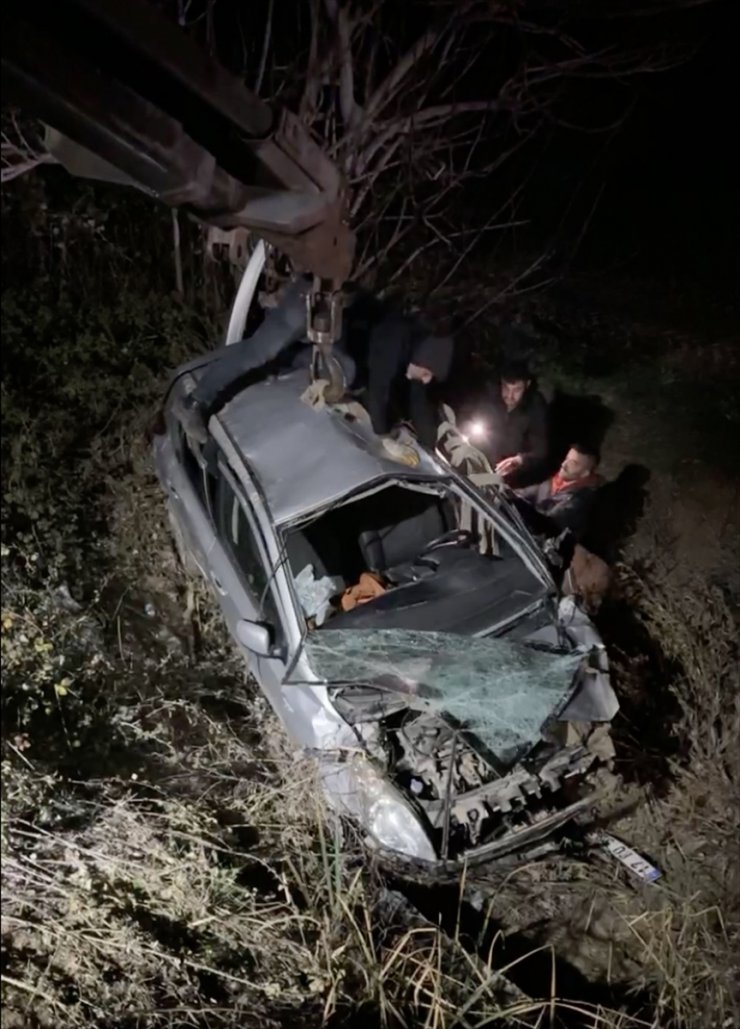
[235,619,273,658]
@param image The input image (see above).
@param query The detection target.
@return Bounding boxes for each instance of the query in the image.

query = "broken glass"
[299,629,584,761]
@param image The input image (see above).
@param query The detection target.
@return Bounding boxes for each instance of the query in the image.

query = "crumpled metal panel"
[301,628,584,762]
[216,371,441,525]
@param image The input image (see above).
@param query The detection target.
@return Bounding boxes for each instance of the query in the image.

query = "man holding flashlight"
[479,360,549,486]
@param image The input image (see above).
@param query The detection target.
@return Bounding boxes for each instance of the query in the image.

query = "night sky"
[593,4,735,274]
[541,0,738,282]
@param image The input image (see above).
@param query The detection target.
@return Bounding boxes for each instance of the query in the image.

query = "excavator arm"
[2,0,355,345]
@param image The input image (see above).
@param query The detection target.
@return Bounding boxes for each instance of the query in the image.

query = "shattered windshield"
[297,629,583,759]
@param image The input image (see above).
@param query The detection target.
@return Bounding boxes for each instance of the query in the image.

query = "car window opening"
[282,481,548,636]
[216,476,285,645]
[290,484,455,583]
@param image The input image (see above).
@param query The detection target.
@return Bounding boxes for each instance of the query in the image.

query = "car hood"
[299,628,590,764]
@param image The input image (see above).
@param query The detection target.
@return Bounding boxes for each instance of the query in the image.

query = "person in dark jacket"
[364,309,453,448]
[176,277,452,449]
[516,443,603,540]
[482,360,548,486]
[176,276,338,443]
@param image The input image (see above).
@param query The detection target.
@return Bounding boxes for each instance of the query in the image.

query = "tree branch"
[1,142,57,185]
[364,27,442,120]
[462,250,555,328]
[255,0,274,94]
[299,0,322,122]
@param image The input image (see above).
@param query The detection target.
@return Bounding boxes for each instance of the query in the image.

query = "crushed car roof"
[193,368,445,525]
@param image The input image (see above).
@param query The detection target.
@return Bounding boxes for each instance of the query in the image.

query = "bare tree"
[1,111,57,184]
[2,0,700,300]
[266,0,694,290]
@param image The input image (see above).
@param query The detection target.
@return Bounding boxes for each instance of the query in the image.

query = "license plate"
[589,831,662,882]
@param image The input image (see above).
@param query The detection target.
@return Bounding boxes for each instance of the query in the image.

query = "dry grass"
[607,572,740,1028]
[4,534,738,1029]
[0,681,558,1029]
[1,535,668,1029]
[0,541,542,1029]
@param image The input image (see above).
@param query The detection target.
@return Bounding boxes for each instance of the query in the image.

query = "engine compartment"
[333,688,614,860]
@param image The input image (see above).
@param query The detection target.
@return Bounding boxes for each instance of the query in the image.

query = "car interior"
[286,485,454,587]
[283,483,549,636]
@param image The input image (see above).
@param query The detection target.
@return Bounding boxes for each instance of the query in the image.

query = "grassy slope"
[1,180,739,1028]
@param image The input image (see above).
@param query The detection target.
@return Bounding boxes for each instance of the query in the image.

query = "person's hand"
[495,454,523,477]
[406,362,434,384]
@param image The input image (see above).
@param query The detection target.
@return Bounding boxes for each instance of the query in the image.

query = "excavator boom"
[1,0,355,285]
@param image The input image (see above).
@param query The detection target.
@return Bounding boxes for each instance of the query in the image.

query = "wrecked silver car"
[153,362,619,875]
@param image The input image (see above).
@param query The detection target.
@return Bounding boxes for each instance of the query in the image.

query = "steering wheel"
[419,528,477,557]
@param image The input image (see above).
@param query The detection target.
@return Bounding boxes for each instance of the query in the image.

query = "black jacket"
[365,312,453,447]
[484,385,548,472]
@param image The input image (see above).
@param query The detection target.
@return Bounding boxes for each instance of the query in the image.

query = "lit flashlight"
[461,418,489,444]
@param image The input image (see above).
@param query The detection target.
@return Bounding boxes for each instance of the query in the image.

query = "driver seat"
[358,499,447,573]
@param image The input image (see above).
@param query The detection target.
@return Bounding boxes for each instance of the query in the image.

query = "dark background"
[520,0,738,286]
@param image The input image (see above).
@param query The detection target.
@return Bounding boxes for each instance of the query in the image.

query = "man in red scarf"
[516,444,603,540]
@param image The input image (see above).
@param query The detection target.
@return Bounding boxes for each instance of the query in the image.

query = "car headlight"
[321,755,436,862]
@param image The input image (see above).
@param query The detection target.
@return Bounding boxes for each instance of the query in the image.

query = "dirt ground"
[456,271,740,1019]
[531,272,740,598]
[554,372,740,597]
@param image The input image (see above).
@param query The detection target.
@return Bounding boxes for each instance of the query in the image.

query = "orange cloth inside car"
[340,572,387,611]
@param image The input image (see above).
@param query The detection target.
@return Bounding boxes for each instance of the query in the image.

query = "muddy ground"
[1,249,739,1028]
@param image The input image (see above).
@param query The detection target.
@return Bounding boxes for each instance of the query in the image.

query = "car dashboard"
[321,545,552,636]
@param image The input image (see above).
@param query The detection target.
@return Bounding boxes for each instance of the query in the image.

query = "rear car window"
[217,476,283,641]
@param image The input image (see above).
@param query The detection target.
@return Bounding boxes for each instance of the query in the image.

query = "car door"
[157,412,220,579]
[206,463,293,715]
